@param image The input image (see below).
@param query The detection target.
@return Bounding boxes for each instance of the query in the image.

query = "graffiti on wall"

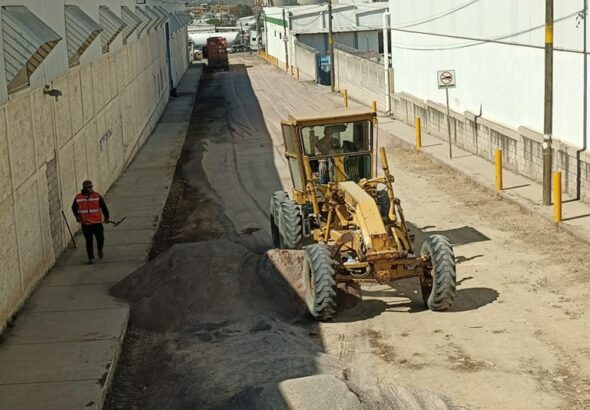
[99,129,113,152]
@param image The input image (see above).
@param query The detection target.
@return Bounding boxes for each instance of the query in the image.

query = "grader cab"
[270,107,457,320]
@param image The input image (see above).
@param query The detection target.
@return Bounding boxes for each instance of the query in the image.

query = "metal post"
[543,0,554,205]
[415,117,422,151]
[328,0,335,92]
[576,0,588,200]
[445,86,453,158]
[495,149,503,191]
[553,171,562,223]
[383,13,391,113]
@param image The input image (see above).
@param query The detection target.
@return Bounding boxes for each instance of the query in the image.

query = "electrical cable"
[393,0,480,29]
[390,10,581,51]
[389,9,583,53]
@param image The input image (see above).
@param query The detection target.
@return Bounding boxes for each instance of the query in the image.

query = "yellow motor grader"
[270,107,457,320]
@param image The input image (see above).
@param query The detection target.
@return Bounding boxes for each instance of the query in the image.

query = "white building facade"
[388,0,588,148]
[263,3,388,69]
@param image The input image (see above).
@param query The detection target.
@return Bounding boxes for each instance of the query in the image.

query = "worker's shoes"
[88,258,95,265]
[98,250,104,259]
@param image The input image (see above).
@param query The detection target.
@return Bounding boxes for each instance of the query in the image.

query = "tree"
[230,4,253,19]
[206,18,222,26]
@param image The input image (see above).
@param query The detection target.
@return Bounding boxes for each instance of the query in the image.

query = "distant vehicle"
[230,44,250,53]
[206,37,229,71]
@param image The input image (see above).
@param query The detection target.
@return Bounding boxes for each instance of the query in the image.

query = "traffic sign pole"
[445,85,453,158]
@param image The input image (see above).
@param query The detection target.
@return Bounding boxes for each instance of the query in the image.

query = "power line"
[393,0,480,29]
[389,9,584,54]
[390,10,581,51]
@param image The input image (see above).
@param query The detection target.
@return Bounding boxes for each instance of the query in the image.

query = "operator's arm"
[99,196,110,221]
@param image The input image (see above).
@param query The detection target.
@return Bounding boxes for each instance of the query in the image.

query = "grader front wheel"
[420,234,457,311]
[303,244,337,320]
[270,192,287,248]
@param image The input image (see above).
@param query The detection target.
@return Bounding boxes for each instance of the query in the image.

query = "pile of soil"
[108,240,456,409]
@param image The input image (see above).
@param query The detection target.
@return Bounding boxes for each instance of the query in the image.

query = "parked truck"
[206,36,229,71]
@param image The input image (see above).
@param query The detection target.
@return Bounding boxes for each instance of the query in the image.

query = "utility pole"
[328,0,335,92]
[542,0,554,205]
[282,8,289,71]
[383,12,390,113]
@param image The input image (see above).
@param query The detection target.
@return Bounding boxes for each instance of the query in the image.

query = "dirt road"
[110,56,590,409]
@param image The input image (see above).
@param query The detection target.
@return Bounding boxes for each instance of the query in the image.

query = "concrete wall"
[394,92,590,202]
[0,2,189,329]
[293,40,318,81]
[334,45,388,109]
[388,0,588,148]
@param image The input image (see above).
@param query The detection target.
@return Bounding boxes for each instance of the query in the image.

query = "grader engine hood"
[339,181,390,252]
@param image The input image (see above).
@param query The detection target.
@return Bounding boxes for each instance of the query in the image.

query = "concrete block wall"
[293,41,317,82]
[334,47,386,109]
[394,92,590,203]
[0,29,189,330]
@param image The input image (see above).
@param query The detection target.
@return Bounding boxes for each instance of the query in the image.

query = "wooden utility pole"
[542,0,554,205]
[328,0,335,92]
[283,8,289,71]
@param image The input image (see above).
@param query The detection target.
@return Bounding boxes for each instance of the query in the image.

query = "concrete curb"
[102,65,204,407]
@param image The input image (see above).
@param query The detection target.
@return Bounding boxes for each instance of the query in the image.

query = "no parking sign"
[437,70,456,89]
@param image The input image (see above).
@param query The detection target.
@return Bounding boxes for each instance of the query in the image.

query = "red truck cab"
[206,36,229,71]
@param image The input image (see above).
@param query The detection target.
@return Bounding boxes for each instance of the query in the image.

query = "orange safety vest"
[75,192,102,224]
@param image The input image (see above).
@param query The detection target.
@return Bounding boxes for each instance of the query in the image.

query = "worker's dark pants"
[82,223,104,260]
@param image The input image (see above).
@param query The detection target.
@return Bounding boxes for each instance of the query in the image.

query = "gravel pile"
[108,240,457,409]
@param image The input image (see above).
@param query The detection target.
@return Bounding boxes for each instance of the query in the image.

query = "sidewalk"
[376,115,590,245]
[0,65,202,410]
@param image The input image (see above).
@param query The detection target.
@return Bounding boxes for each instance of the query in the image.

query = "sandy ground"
[108,55,590,409]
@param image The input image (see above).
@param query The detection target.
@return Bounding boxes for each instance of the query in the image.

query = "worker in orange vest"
[71,180,110,264]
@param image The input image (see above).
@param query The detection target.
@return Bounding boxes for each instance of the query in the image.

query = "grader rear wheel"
[303,244,337,320]
[420,234,457,311]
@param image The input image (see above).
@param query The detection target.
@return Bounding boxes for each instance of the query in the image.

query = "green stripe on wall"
[265,15,286,27]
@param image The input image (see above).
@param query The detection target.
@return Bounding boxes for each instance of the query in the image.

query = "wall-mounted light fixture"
[43,85,63,101]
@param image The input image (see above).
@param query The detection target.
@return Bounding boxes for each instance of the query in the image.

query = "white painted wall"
[388,0,589,147]
[264,7,288,64]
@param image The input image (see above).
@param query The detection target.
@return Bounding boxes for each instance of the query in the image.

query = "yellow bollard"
[372,100,377,113]
[553,172,562,223]
[495,149,503,192]
[343,89,348,108]
[415,117,422,151]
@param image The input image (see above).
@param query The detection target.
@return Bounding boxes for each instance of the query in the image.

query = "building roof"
[136,6,158,34]
[99,6,126,53]
[121,6,142,44]
[2,5,62,92]
[64,5,102,67]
